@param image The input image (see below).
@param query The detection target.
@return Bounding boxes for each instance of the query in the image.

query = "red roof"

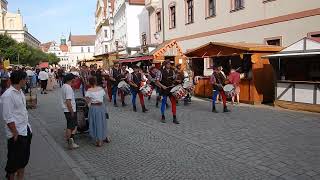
[59,44,68,52]
[128,0,144,5]
[40,42,53,52]
[69,35,96,46]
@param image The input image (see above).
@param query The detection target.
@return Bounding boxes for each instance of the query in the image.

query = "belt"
[91,102,103,106]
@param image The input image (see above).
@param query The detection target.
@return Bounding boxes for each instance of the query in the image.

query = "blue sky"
[8,0,96,43]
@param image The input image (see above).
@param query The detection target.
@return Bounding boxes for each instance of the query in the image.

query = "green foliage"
[0,34,60,66]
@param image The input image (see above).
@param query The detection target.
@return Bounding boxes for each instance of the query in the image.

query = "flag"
[3,59,10,69]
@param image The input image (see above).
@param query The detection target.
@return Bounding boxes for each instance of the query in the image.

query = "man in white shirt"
[61,73,79,150]
[38,68,49,94]
[1,70,32,180]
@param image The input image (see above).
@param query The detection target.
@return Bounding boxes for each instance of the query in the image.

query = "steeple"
[61,34,66,45]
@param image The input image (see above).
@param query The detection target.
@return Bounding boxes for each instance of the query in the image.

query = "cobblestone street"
[2,89,320,180]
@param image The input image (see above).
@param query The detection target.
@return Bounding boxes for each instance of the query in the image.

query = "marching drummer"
[109,62,122,107]
[210,65,230,113]
[155,60,180,124]
[119,65,129,106]
[148,67,162,107]
[127,65,148,112]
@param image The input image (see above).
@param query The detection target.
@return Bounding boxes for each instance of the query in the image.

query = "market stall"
[185,42,282,104]
[265,37,320,112]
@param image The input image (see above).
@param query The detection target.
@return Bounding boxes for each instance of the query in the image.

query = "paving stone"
[12,89,320,180]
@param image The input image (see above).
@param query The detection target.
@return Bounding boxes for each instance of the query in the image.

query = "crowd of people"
[0,60,241,180]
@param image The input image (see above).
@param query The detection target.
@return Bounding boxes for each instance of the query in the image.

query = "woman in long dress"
[85,76,109,147]
[47,69,55,91]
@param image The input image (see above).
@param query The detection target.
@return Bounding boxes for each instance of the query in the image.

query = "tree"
[47,53,60,65]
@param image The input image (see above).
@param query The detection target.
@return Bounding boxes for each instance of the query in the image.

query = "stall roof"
[185,42,282,57]
[115,54,153,63]
[265,37,320,58]
[150,40,185,58]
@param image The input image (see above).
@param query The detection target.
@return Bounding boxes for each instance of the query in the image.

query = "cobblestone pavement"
[24,89,320,179]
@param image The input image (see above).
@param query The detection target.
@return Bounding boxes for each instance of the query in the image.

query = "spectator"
[1,70,32,180]
[228,69,241,104]
[38,68,49,94]
[61,73,79,150]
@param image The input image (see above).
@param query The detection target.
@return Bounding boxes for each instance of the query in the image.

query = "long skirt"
[47,77,54,91]
[88,105,107,141]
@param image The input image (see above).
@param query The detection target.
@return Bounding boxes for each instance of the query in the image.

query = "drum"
[117,81,131,95]
[223,84,235,98]
[170,85,187,100]
[140,84,153,97]
[183,81,194,92]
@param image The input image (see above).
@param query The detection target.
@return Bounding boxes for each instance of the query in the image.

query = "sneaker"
[68,138,79,149]
[161,115,166,123]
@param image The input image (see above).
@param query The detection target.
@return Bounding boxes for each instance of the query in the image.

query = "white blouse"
[85,88,106,103]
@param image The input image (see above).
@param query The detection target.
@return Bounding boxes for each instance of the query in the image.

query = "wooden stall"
[150,40,187,68]
[185,42,282,104]
[266,37,320,112]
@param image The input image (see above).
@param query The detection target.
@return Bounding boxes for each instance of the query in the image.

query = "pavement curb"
[30,111,89,180]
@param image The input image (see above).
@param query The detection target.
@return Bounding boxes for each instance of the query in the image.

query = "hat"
[64,73,76,82]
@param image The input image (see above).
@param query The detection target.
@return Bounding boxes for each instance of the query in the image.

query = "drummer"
[148,66,162,107]
[210,65,230,113]
[109,62,122,107]
[127,65,148,112]
[119,65,129,106]
[155,60,180,124]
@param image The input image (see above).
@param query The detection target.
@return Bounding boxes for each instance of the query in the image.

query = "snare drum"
[223,84,235,98]
[170,85,187,100]
[140,84,153,97]
[183,81,194,92]
[118,81,131,95]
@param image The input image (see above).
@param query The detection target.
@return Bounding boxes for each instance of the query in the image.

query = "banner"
[3,59,10,69]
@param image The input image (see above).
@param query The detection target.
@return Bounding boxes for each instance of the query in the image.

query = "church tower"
[61,34,66,45]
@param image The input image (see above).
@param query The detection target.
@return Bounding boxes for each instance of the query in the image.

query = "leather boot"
[161,115,166,123]
[212,105,218,113]
[223,106,230,112]
[133,105,137,112]
[142,105,148,113]
[173,115,180,124]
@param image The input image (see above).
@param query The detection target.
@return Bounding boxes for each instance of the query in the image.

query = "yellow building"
[0,0,40,48]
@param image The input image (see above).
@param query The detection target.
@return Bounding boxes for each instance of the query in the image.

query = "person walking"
[38,68,48,94]
[61,73,79,150]
[2,70,32,180]
[155,60,180,124]
[128,65,148,112]
[210,66,230,113]
[228,69,241,104]
[109,62,122,107]
[85,76,109,147]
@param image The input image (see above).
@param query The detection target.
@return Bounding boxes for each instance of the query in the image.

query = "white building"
[146,0,320,51]
[95,0,114,56]
[0,0,40,48]
[67,34,96,67]
[41,36,69,68]
[112,0,149,51]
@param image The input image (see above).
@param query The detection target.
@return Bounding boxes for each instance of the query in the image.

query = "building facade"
[67,34,96,67]
[0,0,40,48]
[112,0,149,51]
[95,0,114,56]
[41,36,69,68]
[146,0,320,52]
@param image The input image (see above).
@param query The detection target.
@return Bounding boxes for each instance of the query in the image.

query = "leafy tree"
[46,53,60,65]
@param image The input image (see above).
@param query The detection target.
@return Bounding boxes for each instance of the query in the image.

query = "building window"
[81,47,84,53]
[156,11,161,32]
[105,29,109,38]
[88,47,90,52]
[186,0,194,24]
[265,37,282,46]
[207,0,216,18]
[231,0,244,12]
[169,5,176,29]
